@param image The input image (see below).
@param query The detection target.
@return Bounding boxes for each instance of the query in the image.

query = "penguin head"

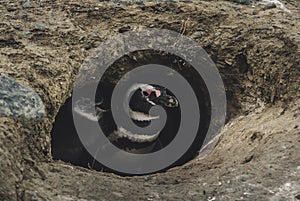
[143,85,178,108]
[130,84,178,112]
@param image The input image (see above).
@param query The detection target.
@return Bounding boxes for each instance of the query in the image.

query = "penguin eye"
[142,91,149,97]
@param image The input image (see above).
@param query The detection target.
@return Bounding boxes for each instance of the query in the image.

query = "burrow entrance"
[51,50,240,175]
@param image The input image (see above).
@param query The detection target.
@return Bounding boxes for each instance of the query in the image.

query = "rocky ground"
[0,0,299,200]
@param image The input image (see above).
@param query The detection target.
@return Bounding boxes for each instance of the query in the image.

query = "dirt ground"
[0,0,299,200]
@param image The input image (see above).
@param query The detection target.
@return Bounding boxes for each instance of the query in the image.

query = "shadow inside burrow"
[51,49,242,175]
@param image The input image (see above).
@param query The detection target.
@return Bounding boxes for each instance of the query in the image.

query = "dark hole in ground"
[50,50,228,175]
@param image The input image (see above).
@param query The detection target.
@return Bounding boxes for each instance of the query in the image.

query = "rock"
[33,23,47,29]
[112,192,124,198]
[21,13,28,19]
[234,5,242,10]
[158,0,177,2]
[192,31,202,39]
[103,15,110,20]
[0,76,45,121]
[7,7,18,12]
[264,2,276,9]
[294,111,300,117]
[22,1,33,9]
[24,31,31,35]
[135,1,145,5]
[228,0,251,5]
[30,191,38,201]
[259,0,291,12]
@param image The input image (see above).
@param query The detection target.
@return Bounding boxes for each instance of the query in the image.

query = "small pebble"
[33,23,47,29]
[264,2,276,9]
[135,1,145,5]
[92,33,99,38]
[294,111,300,117]
[161,0,177,2]
[234,5,242,10]
[233,0,251,5]
[7,7,18,12]
[24,31,31,35]
[112,192,124,198]
[192,31,202,39]
[22,1,33,9]
[103,15,110,20]
[31,191,38,201]
[21,13,28,19]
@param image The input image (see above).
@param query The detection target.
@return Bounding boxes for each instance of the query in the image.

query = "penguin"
[51,82,180,171]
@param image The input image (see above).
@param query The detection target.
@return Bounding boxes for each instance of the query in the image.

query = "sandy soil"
[0,0,299,200]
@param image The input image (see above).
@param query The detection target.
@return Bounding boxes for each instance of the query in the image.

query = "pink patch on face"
[144,89,161,97]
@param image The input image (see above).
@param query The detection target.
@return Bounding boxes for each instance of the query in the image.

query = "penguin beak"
[164,95,179,107]
[154,94,179,108]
